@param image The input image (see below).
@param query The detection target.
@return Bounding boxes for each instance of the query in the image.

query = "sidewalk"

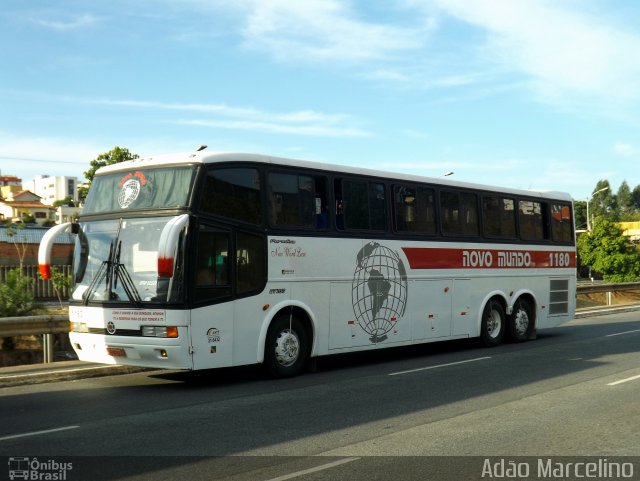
[2,304,639,388]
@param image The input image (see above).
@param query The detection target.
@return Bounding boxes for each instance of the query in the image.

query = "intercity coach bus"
[39,149,576,377]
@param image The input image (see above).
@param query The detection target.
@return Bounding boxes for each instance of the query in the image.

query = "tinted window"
[194,226,231,301]
[519,200,545,240]
[268,172,328,229]
[393,184,436,234]
[551,203,573,242]
[482,196,516,238]
[84,167,195,214]
[236,232,266,294]
[201,168,262,224]
[335,179,387,231]
[441,191,478,236]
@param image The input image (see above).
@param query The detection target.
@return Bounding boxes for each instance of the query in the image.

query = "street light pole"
[586,186,610,231]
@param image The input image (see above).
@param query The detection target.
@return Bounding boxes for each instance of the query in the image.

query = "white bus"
[39,149,576,377]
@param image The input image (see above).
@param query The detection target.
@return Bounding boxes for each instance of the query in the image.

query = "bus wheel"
[264,315,309,378]
[480,299,505,347]
[509,298,533,342]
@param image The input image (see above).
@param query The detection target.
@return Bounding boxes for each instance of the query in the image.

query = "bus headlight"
[141,326,179,338]
[71,322,88,333]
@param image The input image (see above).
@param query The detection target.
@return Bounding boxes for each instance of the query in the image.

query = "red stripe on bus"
[401,247,576,269]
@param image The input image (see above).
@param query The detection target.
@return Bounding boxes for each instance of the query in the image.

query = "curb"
[0,363,153,388]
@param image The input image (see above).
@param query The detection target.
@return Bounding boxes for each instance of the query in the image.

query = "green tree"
[84,146,139,184]
[588,180,616,225]
[52,196,75,208]
[616,181,634,220]
[48,267,72,309]
[574,200,587,231]
[0,268,34,317]
[577,220,640,282]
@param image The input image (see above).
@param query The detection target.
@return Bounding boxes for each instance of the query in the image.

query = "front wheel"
[264,315,309,378]
[480,299,505,347]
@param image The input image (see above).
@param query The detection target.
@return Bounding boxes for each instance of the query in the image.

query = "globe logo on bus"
[118,178,141,209]
[351,242,408,343]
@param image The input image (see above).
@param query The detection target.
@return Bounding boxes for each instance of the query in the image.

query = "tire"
[264,314,309,378]
[480,299,505,347]
[508,298,534,342]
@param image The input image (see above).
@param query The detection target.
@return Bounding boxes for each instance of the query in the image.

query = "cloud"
[29,13,99,31]
[55,94,370,138]
[177,119,370,138]
[423,0,640,106]
[613,143,638,157]
[238,0,426,61]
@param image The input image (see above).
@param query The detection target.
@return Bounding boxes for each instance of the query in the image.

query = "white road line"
[388,356,491,376]
[605,329,640,337]
[0,425,80,441]
[265,457,360,481]
[607,374,640,386]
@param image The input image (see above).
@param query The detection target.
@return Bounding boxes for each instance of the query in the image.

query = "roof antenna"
[196,145,207,152]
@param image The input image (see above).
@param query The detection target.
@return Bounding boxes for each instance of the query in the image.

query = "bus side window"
[194,227,231,301]
[236,232,266,294]
[519,200,545,241]
[267,172,328,230]
[551,203,573,242]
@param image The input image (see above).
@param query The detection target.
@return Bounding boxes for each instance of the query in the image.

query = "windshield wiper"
[113,239,142,307]
[82,219,142,307]
[82,242,112,305]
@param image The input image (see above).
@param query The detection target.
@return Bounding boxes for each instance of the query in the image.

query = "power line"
[0,155,86,165]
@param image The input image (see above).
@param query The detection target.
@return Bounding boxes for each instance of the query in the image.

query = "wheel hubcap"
[514,309,529,336]
[274,329,300,367]
[487,310,501,338]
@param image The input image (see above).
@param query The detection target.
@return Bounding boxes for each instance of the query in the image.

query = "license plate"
[107,347,127,357]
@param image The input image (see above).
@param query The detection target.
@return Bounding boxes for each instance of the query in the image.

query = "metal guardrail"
[1,282,640,364]
[0,315,69,363]
[576,281,640,307]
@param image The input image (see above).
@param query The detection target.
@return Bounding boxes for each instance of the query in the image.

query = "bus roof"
[96,150,573,202]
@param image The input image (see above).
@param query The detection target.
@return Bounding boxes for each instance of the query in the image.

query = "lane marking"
[606,329,640,338]
[265,457,360,481]
[388,356,491,376]
[0,425,80,441]
[607,374,640,386]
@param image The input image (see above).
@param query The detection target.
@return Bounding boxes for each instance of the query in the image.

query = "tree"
[616,181,634,220]
[52,196,75,208]
[589,180,616,222]
[84,147,139,184]
[574,200,587,231]
[577,219,640,282]
[48,267,72,309]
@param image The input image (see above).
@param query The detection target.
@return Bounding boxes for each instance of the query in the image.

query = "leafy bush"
[0,268,34,317]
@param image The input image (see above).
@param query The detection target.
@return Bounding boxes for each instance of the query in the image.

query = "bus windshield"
[83,166,196,214]
[71,216,185,304]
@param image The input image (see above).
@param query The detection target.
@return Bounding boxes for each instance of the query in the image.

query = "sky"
[1,0,640,201]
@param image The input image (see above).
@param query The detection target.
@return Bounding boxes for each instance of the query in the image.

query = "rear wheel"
[508,298,534,342]
[480,299,505,347]
[264,315,309,378]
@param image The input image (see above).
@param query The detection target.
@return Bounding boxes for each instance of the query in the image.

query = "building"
[25,175,79,206]
[0,172,22,187]
[0,190,54,225]
[620,221,640,243]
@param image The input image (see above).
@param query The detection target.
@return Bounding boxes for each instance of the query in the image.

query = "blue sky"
[1,0,640,200]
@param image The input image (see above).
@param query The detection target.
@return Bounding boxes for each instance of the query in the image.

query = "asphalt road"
[1,311,640,480]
